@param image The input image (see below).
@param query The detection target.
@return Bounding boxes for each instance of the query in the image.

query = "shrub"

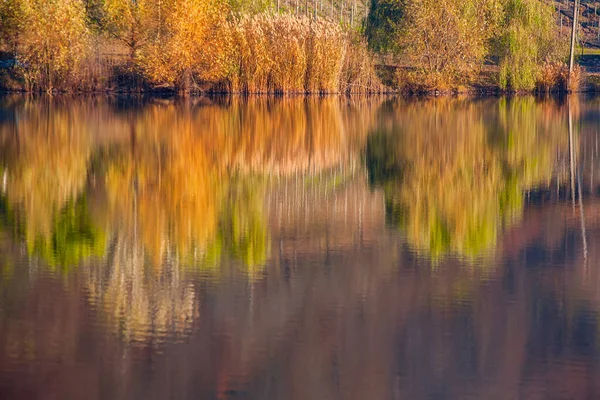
[1,1,383,94]
[396,0,503,89]
[536,62,579,93]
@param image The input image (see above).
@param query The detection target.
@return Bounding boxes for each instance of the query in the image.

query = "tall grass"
[228,14,381,94]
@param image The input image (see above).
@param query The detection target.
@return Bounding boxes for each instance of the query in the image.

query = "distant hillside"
[554,0,600,47]
[280,0,599,47]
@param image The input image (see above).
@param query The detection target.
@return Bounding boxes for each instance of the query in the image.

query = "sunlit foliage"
[140,0,231,91]
[0,0,572,93]
[228,14,380,93]
[495,0,569,91]
[15,0,91,91]
[228,0,273,14]
[396,0,504,89]
[101,0,166,59]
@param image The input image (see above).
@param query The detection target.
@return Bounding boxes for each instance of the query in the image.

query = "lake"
[0,95,599,399]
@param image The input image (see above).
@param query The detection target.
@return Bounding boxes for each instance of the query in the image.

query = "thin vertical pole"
[560,3,563,32]
[569,0,580,83]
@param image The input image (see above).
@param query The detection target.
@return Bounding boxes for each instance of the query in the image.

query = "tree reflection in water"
[2,95,600,400]
[0,96,373,343]
[366,97,570,260]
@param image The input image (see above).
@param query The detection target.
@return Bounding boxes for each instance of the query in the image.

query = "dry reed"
[227,14,382,94]
[536,62,579,93]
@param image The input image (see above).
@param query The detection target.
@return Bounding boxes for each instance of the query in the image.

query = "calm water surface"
[0,95,599,399]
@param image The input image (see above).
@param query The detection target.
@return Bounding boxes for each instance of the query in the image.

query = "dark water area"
[0,95,599,399]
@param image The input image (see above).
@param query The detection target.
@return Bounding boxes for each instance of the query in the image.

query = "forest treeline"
[0,0,582,93]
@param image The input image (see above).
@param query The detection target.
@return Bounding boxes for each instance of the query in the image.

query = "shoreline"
[0,87,592,97]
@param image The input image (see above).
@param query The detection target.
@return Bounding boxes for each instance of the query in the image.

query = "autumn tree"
[396,0,504,89]
[16,0,90,91]
[0,0,24,52]
[228,0,273,14]
[101,0,168,61]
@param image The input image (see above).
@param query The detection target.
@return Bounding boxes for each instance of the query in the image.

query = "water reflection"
[0,95,599,399]
[0,96,374,345]
[366,97,571,260]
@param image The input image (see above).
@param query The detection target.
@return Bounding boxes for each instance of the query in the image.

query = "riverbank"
[2,52,598,97]
[2,57,594,97]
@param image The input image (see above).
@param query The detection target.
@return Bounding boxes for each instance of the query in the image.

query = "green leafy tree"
[364,0,405,53]
[495,0,568,90]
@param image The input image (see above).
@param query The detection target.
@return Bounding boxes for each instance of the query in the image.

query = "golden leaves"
[17,0,91,91]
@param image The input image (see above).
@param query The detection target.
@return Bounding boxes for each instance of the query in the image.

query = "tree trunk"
[182,69,192,95]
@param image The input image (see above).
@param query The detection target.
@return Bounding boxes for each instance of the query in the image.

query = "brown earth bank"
[1,60,596,96]
[1,49,597,97]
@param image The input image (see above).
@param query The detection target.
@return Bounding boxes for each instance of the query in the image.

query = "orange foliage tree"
[140,0,232,92]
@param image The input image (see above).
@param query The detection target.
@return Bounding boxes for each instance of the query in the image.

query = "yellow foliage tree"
[140,0,231,91]
[16,0,90,91]
[0,0,23,51]
[101,0,167,61]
